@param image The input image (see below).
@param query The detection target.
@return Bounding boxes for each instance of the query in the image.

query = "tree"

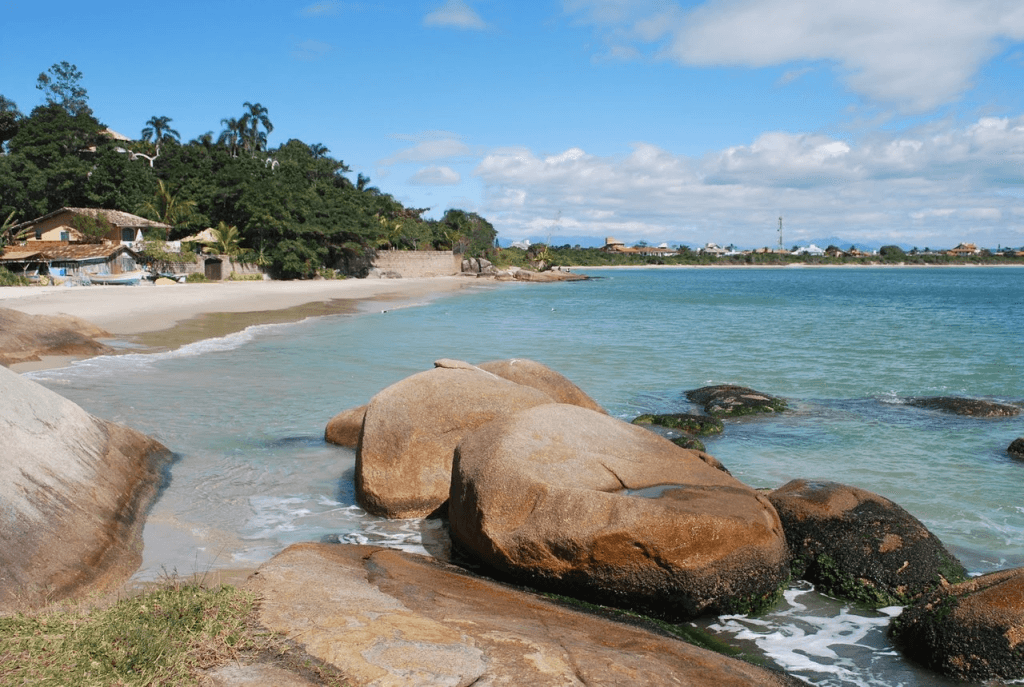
[137,179,197,233]
[35,61,90,115]
[210,221,242,256]
[879,245,906,260]
[309,143,329,159]
[218,117,244,156]
[0,96,22,150]
[140,115,180,156]
[240,102,273,155]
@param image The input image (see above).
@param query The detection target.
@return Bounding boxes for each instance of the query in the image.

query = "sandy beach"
[0,276,482,370]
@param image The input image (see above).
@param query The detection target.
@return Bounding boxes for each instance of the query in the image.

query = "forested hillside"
[0,62,496,278]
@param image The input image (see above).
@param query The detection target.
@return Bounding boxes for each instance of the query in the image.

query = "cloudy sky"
[4,0,1024,248]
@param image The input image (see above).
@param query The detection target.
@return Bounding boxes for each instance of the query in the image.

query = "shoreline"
[1,277,488,372]
[573,262,1024,270]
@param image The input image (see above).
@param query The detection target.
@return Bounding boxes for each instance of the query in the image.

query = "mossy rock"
[906,396,1020,417]
[889,567,1024,682]
[768,480,967,608]
[670,434,706,452]
[632,413,724,435]
[685,385,788,418]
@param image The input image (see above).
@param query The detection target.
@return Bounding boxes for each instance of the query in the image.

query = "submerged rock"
[0,365,172,610]
[890,567,1024,682]
[248,543,802,686]
[906,396,1021,417]
[768,480,967,607]
[633,412,724,435]
[686,385,788,417]
[449,403,789,620]
[1009,437,1024,460]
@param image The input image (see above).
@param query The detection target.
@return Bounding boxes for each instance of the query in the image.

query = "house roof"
[11,207,171,232]
[0,251,45,262]
[43,244,140,262]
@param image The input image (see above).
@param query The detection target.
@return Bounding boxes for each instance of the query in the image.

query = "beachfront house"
[0,243,143,282]
[11,208,172,249]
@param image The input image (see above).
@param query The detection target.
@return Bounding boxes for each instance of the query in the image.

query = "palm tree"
[218,117,244,156]
[210,221,242,256]
[137,179,197,234]
[141,115,180,155]
[240,101,273,155]
[309,142,329,160]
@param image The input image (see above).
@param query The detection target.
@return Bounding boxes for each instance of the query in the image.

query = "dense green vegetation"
[0,62,496,279]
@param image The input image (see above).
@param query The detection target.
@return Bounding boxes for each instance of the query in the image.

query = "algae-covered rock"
[633,413,724,435]
[686,385,788,418]
[906,396,1020,417]
[890,567,1024,682]
[768,479,967,607]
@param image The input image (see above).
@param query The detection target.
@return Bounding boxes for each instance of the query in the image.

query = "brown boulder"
[324,404,366,448]
[449,403,789,620]
[907,396,1020,417]
[356,359,554,518]
[0,307,113,367]
[247,543,801,687]
[768,480,966,607]
[477,357,605,413]
[890,567,1024,682]
[0,365,173,610]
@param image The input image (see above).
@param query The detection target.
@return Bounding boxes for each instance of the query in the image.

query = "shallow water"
[27,267,1024,687]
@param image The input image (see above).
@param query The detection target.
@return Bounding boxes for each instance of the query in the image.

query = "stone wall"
[371,250,460,277]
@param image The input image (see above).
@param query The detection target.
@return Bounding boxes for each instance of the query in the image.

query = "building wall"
[371,250,459,277]
[24,211,123,243]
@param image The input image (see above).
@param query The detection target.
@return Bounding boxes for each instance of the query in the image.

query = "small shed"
[44,244,143,279]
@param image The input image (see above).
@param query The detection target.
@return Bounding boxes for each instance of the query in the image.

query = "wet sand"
[0,277,481,370]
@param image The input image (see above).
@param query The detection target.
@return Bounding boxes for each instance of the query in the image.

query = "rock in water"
[355,360,554,518]
[449,403,789,620]
[1009,437,1024,460]
[324,404,366,449]
[248,543,802,687]
[686,385,788,417]
[477,358,606,413]
[768,480,966,607]
[0,307,113,368]
[0,366,172,609]
[890,567,1024,682]
[906,396,1021,417]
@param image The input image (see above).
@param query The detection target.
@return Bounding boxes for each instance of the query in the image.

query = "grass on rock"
[0,578,349,686]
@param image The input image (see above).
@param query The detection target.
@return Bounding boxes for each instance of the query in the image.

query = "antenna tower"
[778,216,783,251]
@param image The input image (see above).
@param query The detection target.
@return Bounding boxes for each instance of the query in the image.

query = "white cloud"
[474,115,1024,247]
[301,2,354,16]
[410,165,461,185]
[425,0,489,30]
[292,39,333,61]
[565,0,1024,112]
[379,136,473,166]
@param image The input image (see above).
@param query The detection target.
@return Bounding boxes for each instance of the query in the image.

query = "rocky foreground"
[5,351,1023,685]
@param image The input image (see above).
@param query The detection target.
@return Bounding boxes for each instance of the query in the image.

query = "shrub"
[0,266,30,286]
[185,272,206,283]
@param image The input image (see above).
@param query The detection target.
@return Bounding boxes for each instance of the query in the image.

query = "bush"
[0,266,30,286]
[185,272,206,283]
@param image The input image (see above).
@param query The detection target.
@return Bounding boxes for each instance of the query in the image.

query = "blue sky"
[3,0,1024,249]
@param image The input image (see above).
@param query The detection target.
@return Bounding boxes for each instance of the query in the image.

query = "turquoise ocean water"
[27,267,1024,687]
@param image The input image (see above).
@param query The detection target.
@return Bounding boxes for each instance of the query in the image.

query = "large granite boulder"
[0,307,113,368]
[355,359,555,518]
[247,543,801,687]
[889,567,1024,682]
[686,384,788,417]
[477,358,605,413]
[323,404,366,449]
[768,480,967,607]
[449,403,789,620]
[906,396,1020,417]
[0,365,172,610]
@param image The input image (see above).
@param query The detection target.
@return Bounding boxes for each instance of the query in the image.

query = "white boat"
[86,271,145,286]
